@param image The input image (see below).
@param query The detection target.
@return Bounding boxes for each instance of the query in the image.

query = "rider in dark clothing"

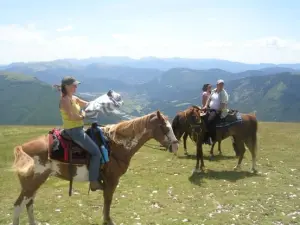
[202,79,229,144]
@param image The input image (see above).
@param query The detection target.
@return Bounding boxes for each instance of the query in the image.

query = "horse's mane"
[191,105,201,110]
[102,113,153,147]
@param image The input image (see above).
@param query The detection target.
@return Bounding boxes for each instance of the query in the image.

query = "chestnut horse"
[12,111,179,225]
[170,106,229,158]
[171,106,258,173]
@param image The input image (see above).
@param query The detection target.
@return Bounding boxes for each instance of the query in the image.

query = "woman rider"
[201,83,212,107]
[59,76,103,191]
[202,79,229,144]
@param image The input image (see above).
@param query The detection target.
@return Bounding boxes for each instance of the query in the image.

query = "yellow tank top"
[60,98,84,129]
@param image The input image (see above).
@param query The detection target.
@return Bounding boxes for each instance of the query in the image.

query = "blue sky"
[1,0,300,64]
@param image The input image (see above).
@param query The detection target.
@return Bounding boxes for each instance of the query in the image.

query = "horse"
[12,111,179,225]
[171,106,258,173]
[170,106,235,158]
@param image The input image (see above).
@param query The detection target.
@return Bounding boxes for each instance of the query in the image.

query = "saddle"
[48,123,110,196]
[219,109,239,124]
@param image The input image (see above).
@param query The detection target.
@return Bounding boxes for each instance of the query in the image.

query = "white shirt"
[209,92,220,110]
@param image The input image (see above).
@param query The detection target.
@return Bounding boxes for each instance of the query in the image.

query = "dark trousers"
[206,110,219,142]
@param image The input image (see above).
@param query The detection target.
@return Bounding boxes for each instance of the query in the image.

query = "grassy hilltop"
[0,123,299,225]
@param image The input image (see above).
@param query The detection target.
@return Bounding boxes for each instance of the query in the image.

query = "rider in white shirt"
[203,79,229,144]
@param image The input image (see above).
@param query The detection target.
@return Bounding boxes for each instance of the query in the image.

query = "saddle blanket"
[50,126,110,165]
[216,112,242,128]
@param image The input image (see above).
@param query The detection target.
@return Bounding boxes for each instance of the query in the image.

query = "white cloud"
[243,36,288,48]
[1,24,300,64]
[0,24,104,64]
[56,25,73,32]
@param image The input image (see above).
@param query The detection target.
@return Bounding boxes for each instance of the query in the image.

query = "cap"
[217,79,224,84]
[61,76,81,86]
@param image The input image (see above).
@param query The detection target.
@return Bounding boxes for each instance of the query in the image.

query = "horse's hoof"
[209,155,214,161]
[219,152,223,156]
[103,221,116,225]
[192,168,202,174]
[233,165,241,171]
[200,167,206,173]
[251,168,258,174]
[184,152,189,156]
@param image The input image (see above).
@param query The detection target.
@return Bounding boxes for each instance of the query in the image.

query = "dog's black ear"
[107,90,113,97]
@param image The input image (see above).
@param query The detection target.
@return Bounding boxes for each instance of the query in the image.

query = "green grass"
[0,123,300,225]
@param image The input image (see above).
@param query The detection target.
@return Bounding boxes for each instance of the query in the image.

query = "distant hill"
[3,62,162,87]
[0,72,125,125]
[141,73,300,122]
[226,73,300,122]
[0,72,61,125]
[1,63,300,124]
[4,57,300,73]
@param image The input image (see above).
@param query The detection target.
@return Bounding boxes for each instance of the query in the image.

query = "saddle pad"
[216,112,242,128]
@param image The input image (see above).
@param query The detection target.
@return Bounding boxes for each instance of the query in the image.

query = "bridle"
[160,123,179,144]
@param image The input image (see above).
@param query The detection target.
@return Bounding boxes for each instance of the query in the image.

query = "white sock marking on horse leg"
[13,197,31,225]
[26,194,36,225]
[13,205,21,225]
[27,203,35,225]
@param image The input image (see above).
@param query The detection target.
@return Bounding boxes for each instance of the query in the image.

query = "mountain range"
[1,57,300,125]
[4,57,300,72]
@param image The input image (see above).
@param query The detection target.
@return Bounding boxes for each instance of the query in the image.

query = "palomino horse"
[12,111,179,225]
[171,106,258,173]
[171,106,228,157]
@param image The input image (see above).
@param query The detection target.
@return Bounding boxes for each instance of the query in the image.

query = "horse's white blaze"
[165,121,179,152]
[33,156,50,175]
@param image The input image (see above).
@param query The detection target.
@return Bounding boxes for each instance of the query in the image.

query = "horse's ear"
[157,110,164,121]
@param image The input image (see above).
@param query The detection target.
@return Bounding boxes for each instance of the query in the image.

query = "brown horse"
[171,106,258,173]
[170,106,234,158]
[12,111,179,225]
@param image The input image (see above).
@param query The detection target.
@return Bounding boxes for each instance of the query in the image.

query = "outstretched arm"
[74,96,89,108]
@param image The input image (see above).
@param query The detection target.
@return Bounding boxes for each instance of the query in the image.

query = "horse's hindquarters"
[50,160,89,182]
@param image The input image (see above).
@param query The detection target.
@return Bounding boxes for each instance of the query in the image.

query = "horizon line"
[2,56,300,66]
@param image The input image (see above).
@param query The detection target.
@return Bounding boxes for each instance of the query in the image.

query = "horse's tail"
[12,146,35,177]
[249,115,258,155]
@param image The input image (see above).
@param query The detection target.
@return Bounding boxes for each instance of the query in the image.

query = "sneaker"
[90,181,104,191]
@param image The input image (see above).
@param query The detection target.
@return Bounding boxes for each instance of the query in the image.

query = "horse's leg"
[13,171,51,225]
[218,141,222,155]
[26,193,36,225]
[183,132,189,155]
[245,135,258,173]
[13,191,28,225]
[199,143,205,171]
[231,136,239,157]
[193,140,204,173]
[103,178,119,225]
[209,142,216,160]
[233,139,246,171]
